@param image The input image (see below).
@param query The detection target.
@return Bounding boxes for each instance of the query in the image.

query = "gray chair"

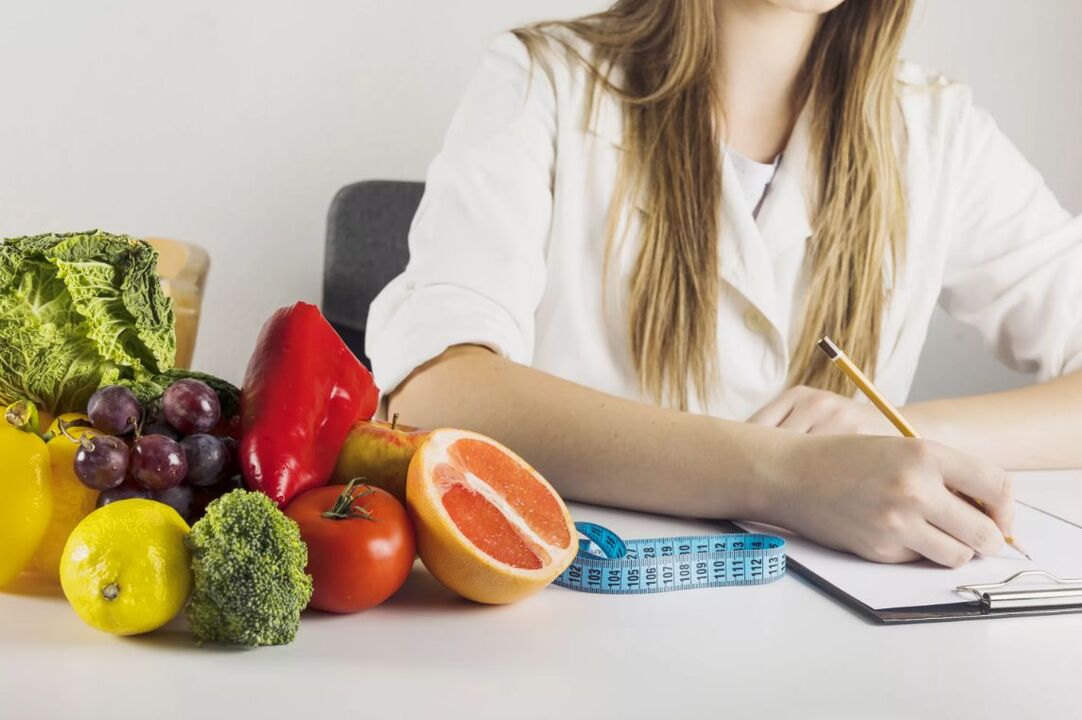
[323,180,424,367]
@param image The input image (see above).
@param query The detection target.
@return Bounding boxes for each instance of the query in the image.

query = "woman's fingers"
[904,521,976,568]
[931,443,1014,533]
[749,386,879,435]
[922,486,1006,557]
[749,386,831,432]
[777,404,826,433]
[746,392,797,427]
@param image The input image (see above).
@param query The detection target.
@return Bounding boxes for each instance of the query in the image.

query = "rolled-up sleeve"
[939,91,1082,380]
[366,33,556,396]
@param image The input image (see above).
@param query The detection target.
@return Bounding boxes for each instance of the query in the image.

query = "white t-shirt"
[726,150,781,218]
[366,33,1082,419]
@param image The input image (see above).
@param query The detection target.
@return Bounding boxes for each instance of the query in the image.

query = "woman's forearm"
[387,345,789,520]
[389,346,1017,567]
[906,369,1082,469]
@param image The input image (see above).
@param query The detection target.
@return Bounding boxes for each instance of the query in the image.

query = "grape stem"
[322,478,376,521]
[44,415,93,443]
[57,417,97,452]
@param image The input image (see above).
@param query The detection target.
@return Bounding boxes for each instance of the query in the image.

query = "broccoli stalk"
[186,490,313,646]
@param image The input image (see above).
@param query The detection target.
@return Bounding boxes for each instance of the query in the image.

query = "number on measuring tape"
[552,522,786,594]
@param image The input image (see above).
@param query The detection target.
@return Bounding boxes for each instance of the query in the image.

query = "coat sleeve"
[938,89,1082,380]
[365,33,556,396]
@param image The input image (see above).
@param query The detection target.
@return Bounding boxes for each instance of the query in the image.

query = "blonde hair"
[515,0,913,410]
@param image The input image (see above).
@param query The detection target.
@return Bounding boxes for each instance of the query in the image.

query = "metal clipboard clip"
[956,570,1082,610]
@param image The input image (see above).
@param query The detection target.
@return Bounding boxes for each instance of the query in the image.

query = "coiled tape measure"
[553,521,787,594]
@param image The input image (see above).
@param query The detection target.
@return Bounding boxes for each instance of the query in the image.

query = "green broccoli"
[186,489,313,646]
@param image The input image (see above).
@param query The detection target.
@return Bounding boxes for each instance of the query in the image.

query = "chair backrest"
[323,180,425,366]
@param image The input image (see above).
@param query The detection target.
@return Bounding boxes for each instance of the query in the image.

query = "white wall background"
[2,0,1079,398]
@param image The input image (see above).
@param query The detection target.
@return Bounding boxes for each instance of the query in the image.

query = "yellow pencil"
[816,336,1031,561]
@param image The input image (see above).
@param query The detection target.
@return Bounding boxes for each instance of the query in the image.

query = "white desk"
[2,471,1081,720]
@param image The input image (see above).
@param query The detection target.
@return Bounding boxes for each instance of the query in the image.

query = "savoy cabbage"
[0,230,175,414]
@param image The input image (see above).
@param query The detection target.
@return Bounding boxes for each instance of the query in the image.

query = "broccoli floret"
[185,489,313,646]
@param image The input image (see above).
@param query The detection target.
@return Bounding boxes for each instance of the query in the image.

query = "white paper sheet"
[1012,469,1082,528]
[738,503,1082,610]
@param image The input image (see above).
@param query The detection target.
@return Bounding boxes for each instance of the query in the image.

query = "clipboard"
[730,501,1082,625]
[786,561,1082,625]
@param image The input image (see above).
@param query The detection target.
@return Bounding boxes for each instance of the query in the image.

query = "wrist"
[741,426,806,525]
[903,401,956,444]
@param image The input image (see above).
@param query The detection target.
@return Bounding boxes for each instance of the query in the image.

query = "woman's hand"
[748,385,896,435]
[763,434,1014,567]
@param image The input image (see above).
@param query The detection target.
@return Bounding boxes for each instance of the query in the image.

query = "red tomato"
[285,481,416,613]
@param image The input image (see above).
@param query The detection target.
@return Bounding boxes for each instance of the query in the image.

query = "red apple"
[331,414,429,502]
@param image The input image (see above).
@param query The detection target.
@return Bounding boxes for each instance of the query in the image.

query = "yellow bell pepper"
[0,417,53,587]
[29,418,99,580]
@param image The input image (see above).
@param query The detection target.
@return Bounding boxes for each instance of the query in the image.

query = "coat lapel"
[720,105,814,337]
[586,93,816,342]
[755,104,814,259]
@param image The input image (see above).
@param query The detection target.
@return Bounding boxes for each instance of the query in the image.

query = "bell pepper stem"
[5,400,41,435]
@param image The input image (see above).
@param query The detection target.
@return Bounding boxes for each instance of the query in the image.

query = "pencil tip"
[1007,539,1032,561]
[817,336,839,359]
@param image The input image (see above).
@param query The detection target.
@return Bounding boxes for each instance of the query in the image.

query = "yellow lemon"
[60,499,192,635]
[30,425,101,581]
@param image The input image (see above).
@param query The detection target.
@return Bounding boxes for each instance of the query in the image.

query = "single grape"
[151,485,194,521]
[142,419,182,441]
[189,486,220,522]
[214,473,246,494]
[73,435,130,491]
[130,434,188,491]
[219,435,239,474]
[87,386,142,435]
[180,433,227,487]
[162,379,220,435]
[96,482,149,508]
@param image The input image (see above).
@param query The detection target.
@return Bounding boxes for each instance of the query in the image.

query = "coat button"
[744,307,770,335]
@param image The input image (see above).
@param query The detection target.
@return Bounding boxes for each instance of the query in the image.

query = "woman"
[367,0,1082,567]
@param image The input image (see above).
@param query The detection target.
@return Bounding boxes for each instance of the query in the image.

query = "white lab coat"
[367,33,1082,419]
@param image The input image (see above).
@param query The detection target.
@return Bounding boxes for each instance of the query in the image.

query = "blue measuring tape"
[553,521,787,594]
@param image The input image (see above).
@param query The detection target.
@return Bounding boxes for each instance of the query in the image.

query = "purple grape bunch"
[71,378,239,522]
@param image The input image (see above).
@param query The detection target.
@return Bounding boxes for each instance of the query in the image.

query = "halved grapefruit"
[406,428,576,604]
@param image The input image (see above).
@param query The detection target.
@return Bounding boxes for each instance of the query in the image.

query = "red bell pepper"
[240,302,379,507]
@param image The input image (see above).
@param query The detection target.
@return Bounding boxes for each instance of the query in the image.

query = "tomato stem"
[322,478,376,521]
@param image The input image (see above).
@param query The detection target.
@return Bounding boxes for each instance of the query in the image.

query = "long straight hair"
[515,0,914,410]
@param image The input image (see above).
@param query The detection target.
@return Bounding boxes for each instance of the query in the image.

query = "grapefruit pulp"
[406,428,576,604]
